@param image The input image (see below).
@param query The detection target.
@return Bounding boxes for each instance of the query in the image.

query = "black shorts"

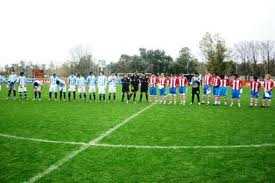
[122,88,129,93]
[140,87,148,93]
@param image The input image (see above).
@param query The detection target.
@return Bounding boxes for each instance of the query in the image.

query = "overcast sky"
[0,0,274,66]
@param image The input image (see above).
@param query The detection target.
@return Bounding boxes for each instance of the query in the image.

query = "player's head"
[233,74,238,79]
[220,74,224,79]
[53,73,56,77]
[253,76,258,81]
[89,72,93,75]
[20,71,24,76]
[77,73,80,77]
[265,74,271,80]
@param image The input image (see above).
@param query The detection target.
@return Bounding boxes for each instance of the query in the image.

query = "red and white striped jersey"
[165,77,170,86]
[178,76,188,87]
[250,80,261,92]
[220,79,228,87]
[231,79,242,90]
[203,74,212,85]
[169,77,177,88]
[263,79,274,92]
[158,77,166,86]
[213,76,221,87]
[149,76,157,87]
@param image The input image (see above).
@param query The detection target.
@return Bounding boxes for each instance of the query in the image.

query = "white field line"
[0,133,86,145]
[94,143,275,149]
[1,132,274,150]
[25,104,154,183]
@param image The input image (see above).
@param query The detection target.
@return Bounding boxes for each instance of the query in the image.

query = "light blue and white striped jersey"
[8,74,17,83]
[97,75,107,87]
[68,75,77,86]
[108,75,118,87]
[59,79,66,87]
[0,75,5,84]
[50,76,58,85]
[18,76,27,86]
[77,76,86,87]
[86,75,97,86]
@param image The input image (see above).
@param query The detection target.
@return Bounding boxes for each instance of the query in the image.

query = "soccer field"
[0,87,275,182]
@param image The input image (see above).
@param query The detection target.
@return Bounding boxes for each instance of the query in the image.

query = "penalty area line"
[25,103,155,183]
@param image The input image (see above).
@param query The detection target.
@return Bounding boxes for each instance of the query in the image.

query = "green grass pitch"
[0,85,275,182]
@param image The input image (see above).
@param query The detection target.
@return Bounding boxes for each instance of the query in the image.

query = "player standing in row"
[178,74,188,105]
[191,73,201,105]
[168,74,177,104]
[7,71,17,100]
[158,73,167,104]
[87,72,97,101]
[202,72,212,105]
[107,73,117,101]
[121,74,130,103]
[77,74,87,100]
[18,72,27,101]
[220,75,229,105]
[212,73,221,105]
[250,76,261,107]
[49,73,58,100]
[97,72,107,102]
[230,74,242,107]
[0,74,5,92]
[139,74,149,102]
[262,74,274,107]
[129,73,139,102]
[67,73,77,101]
[33,79,42,101]
[149,74,158,103]
[58,79,67,101]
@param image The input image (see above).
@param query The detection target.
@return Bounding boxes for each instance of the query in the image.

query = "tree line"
[1,33,275,78]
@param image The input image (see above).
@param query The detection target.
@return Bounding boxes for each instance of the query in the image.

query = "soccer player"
[129,73,139,102]
[97,72,107,101]
[33,79,42,101]
[107,73,118,101]
[158,73,167,104]
[168,74,177,104]
[76,74,87,100]
[67,73,77,101]
[7,70,17,100]
[149,74,158,103]
[121,74,130,103]
[139,74,149,102]
[18,72,27,101]
[230,74,242,107]
[262,74,274,107]
[178,74,188,105]
[86,72,97,101]
[220,75,228,105]
[0,74,5,92]
[212,73,221,105]
[49,73,58,100]
[190,73,201,105]
[250,76,261,107]
[202,72,212,105]
[58,79,67,101]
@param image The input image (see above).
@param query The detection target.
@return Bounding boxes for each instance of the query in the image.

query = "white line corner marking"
[25,104,154,183]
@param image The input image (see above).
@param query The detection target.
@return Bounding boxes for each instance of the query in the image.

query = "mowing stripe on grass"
[25,104,154,183]
[0,133,86,145]
[94,143,275,149]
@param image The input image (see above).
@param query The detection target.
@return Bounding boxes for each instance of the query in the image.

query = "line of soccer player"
[1,71,274,107]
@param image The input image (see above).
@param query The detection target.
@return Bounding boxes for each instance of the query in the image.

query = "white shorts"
[108,86,116,93]
[18,86,27,92]
[49,85,58,92]
[34,86,41,92]
[60,87,67,92]
[98,86,106,94]
[78,86,86,93]
[68,85,76,92]
[88,86,96,93]
[0,85,1,91]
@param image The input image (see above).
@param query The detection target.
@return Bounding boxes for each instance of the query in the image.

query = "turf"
[0,85,274,182]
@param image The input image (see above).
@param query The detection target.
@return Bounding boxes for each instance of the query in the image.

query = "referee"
[191,73,201,105]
